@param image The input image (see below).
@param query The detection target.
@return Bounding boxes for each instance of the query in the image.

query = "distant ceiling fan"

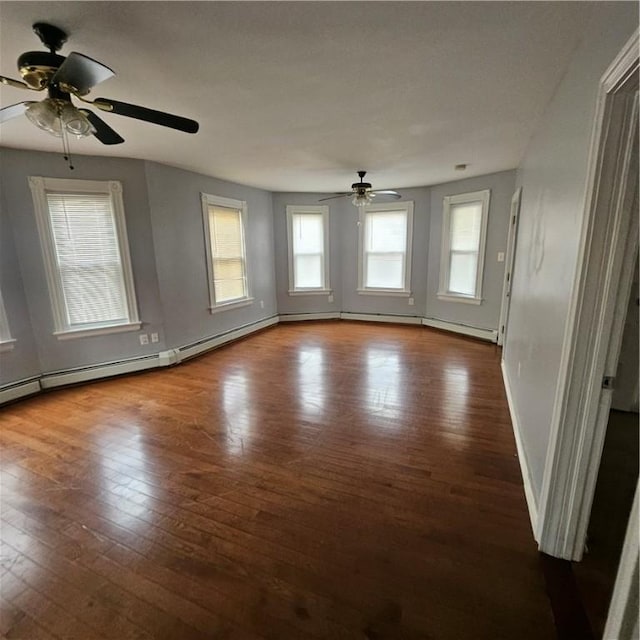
[0,22,199,148]
[319,171,401,207]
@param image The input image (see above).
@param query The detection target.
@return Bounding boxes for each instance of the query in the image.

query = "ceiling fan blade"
[93,98,199,133]
[0,76,32,90]
[51,52,115,95]
[370,190,401,199]
[0,101,33,123]
[318,193,351,201]
[81,110,124,145]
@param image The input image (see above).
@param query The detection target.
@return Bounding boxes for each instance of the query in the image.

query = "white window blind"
[447,201,483,296]
[47,192,129,327]
[363,209,408,289]
[291,212,325,289]
[208,204,248,304]
[438,189,490,303]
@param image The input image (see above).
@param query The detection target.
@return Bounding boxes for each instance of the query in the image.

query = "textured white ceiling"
[0,1,596,192]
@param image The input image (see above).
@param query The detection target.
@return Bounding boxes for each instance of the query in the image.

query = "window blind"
[364,210,407,289]
[292,213,324,289]
[46,191,129,327]
[208,205,247,303]
[448,202,482,296]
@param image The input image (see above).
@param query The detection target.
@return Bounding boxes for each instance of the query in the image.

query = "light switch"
[497,252,505,262]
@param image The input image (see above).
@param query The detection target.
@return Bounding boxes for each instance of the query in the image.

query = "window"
[29,177,140,339]
[438,189,490,304]
[358,201,413,295]
[286,205,330,294]
[0,291,14,351]
[201,193,251,311]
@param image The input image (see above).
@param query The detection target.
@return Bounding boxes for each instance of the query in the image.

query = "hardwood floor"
[0,321,556,639]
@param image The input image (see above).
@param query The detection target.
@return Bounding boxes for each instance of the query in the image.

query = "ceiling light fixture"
[25,98,94,138]
[351,192,373,208]
[24,98,95,169]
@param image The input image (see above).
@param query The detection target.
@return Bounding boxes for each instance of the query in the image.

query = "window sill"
[0,339,16,352]
[209,297,254,314]
[437,293,483,305]
[54,321,142,341]
[357,289,411,297]
[288,289,332,296]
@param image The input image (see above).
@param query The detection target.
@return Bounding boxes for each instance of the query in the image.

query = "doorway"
[573,249,639,637]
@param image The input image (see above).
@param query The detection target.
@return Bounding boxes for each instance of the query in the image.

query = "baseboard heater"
[28,315,279,394]
[176,315,278,362]
[0,377,42,404]
[422,317,498,342]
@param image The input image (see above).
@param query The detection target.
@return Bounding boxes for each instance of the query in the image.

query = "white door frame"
[537,30,639,561]
[497,187,522,348]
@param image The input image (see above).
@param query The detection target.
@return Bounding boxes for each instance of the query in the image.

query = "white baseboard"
[0,378,41,404]
[340,312,423,325]
[16,316,279,398]
[40,354,162,389]
[177,315,278,361]
[278,312,341,322]
[501,360,539,539]
[423,317,498,343]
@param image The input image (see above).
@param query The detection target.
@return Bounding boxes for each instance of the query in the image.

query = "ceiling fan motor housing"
[18,51,65,89]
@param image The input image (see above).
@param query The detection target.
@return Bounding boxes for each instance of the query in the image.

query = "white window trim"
[437,189,490,304]
[201,192,252,313]
[29,176,140,340]
[286,205,331,295]
[357,201,414,296]
[0,290,14,350]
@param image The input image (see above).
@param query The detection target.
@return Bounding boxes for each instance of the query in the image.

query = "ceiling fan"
[0,22,199,147]
[319,171,401,207]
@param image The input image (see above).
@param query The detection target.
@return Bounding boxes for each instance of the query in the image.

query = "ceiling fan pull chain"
[61,125,74,170]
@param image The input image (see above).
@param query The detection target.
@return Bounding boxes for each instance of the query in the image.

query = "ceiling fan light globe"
[352,192,372,207]
[25,98,62,136]
[61,104,95,137]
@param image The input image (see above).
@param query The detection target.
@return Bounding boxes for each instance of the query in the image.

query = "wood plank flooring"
[0,321,556,639]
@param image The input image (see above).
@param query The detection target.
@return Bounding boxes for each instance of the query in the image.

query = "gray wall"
[0,148,166,376]
[272,192,344,316]
[0,170,40,383]
[503,3,639,504]
[273,187,432,318]
[144,161,277,348]
[426,171,516,330]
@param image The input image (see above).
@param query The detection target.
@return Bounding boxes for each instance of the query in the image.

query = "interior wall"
[272,187,431,318]
[144,162,277,349]
[0,148,166,377]
[503,3,639,505]
[0,179,40,384]
[426,170,516,329]
[271,191,343,316]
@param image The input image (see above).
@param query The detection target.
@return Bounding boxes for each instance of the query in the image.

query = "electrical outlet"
[497,251,505,262]
[408,297,414,306]
[259,300,264,309]
[139,333,149,345]
[328,294,334,303]
[151,333,159,343]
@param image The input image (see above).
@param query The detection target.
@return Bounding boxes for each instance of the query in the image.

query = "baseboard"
[0,377,41,404]
[13,315,279,398]
[501,360,539,539]
[40,354,162,389]
[176,315,279,361]
[278,312,341,322]
[423,317,498,342]
[340,312,423,325]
